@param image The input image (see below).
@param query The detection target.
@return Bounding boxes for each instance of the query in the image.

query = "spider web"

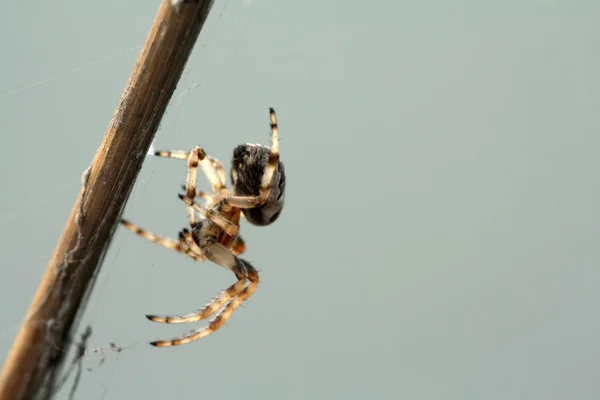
[0,1,257,398]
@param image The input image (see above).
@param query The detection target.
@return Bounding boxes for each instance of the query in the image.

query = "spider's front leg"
[120,219,182,253]
[154,147,226,194]
[147,234,259,347]
[154,147,228,226]
[154,150,226,184]
[183,147,227,227]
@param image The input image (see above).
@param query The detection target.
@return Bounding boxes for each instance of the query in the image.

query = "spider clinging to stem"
[120,107,285,347]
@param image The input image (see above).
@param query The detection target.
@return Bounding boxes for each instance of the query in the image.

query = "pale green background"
[1,1,599,399]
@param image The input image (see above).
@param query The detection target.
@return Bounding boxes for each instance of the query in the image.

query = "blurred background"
[1,1,599,399]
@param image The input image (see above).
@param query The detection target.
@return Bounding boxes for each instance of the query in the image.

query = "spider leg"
[178,231,205,261]
[149,285,253,347]
[184,148,229,225]
[187,147,227,195]
[152,150,188,160]
[154,147,228,223]
[147,230,244,325]
[222,108,280,209]
[152,149,201,225]
[183,147,231,225]
[206,155,226,187]
[181,184,233,212]
[148,237,259,347]
[181,229,210,260]
[180,185,212,202]
[156,150,225,187]
[120,220,208,263]
[120,219,182,253]
[195,190,212,201]
[147,278,246,325]
[184,148,200,226]
[178,194,239,237]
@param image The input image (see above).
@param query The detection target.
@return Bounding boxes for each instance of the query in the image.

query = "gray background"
[1,1,599,399]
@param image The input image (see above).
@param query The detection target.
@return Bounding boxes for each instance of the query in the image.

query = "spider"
[120,108,285,347]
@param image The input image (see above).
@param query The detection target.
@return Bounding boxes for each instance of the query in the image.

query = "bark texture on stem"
[0,1,214,399]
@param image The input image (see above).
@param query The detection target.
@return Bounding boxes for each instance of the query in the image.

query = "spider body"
[120,108,282,347]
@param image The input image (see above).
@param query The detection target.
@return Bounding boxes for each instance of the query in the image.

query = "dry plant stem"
[0,1,215,399]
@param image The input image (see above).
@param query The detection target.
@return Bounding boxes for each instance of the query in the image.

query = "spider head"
[230,144,286,226]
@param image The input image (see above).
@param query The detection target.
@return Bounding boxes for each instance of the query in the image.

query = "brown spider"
[120,108,285,347]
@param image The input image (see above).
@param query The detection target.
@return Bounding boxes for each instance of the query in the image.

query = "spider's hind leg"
[147,236,259,347]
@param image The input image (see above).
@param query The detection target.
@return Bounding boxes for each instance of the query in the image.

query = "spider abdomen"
[230,144,286,226]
